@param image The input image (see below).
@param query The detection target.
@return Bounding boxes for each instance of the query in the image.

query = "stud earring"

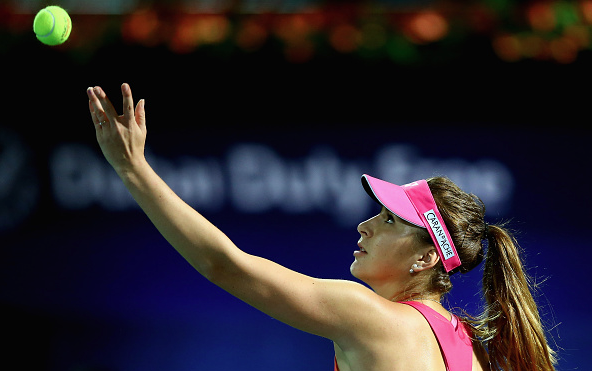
[410,264,419,273]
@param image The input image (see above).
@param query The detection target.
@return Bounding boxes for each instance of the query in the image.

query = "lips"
[354,243,367,256]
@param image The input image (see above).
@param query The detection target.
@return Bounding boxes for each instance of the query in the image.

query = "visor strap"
[403,180,461,273]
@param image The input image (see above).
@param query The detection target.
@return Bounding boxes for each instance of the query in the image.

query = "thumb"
[135,99,146,130]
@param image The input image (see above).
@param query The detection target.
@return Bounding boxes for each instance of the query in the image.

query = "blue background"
[1,2,589,370]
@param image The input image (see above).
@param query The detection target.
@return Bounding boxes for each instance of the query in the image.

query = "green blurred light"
[386,35,419,64]
[554,1,580,28]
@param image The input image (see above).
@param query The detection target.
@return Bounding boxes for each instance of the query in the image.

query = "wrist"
[113,156,150,181]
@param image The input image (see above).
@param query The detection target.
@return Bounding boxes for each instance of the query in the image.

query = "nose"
[357,216,373,237]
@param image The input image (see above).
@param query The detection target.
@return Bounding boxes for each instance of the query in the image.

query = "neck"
[365,276,425,301]
[391,292,442,304]
[361,275,438,303]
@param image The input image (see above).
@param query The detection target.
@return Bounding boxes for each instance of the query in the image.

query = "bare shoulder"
[336,301,492,371]
[337,299,440,346]
[335,302,448,371]
[315,282,427,344]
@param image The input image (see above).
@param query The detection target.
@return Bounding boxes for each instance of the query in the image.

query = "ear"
[416,248,440,270]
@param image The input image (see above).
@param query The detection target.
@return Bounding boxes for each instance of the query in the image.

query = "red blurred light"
[236,19,268,52]
[550,36,578,63]
[492,34,521,62]
[404,11,448,44]
[273,14,314,44]
[329,23,361,53]
[581,0,592,23]
[526,2,556,31]
[122,8,161,46]
[169,15,230,54]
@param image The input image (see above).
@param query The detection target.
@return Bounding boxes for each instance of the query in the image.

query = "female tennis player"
[86,83,557,371]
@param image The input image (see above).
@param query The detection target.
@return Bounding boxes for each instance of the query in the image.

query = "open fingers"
[135,99,146,131]
[87,87,110,125]
[121,83,135,123]
[92,86,119,123]
[88,99,100,128]
[87,87,109,128]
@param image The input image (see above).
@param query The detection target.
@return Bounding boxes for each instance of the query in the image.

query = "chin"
[349,261,365,281]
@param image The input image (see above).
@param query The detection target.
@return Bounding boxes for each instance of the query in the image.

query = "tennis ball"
[33,6,72,46]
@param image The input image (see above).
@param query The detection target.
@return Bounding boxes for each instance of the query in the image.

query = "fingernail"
[87,87,94,96]
[94,87,101,96]
[122,83,129,93]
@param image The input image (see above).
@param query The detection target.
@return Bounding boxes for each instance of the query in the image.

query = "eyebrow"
[381,207,395,219]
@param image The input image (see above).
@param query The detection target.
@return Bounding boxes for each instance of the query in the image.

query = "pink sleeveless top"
[334,301,473,371]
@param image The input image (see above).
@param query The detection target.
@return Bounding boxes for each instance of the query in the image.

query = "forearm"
[116,158,239,278]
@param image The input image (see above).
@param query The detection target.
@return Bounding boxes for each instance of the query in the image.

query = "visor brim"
[361,174,425,228]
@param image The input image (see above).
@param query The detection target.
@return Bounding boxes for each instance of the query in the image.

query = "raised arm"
[85,84,388,343]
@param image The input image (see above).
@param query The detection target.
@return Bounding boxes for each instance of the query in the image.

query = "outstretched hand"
[87,83,147,173]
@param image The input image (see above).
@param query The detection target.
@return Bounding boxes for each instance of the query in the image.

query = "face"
[351,206,424,289]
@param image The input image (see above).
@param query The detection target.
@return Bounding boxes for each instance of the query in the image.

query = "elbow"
[200,259,226,283]
[193,257,217,282]
[194,249,244,286]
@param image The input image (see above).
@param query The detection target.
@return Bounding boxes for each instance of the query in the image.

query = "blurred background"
[1,0,588,370]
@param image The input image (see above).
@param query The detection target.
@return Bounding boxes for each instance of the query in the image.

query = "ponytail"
[478,224,557,371]
[424,176,557,370]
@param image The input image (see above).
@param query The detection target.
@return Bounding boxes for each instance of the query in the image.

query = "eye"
[385,212,395,224]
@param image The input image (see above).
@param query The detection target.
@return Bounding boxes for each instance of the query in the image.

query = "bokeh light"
[404,11,449,44]
[329,23,362,53]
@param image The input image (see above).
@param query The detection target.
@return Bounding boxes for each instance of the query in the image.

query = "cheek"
[376,235,404,256]
[377,236,417,265]
[350,250,405,283]
[352,240,401,271]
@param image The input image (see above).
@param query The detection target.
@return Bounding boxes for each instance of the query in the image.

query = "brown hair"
[417,176,557,371]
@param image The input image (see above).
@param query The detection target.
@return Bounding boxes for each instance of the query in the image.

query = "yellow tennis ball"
[33,6,72,46]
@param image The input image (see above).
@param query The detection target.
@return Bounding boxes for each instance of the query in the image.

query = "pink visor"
[361,174,461,273]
